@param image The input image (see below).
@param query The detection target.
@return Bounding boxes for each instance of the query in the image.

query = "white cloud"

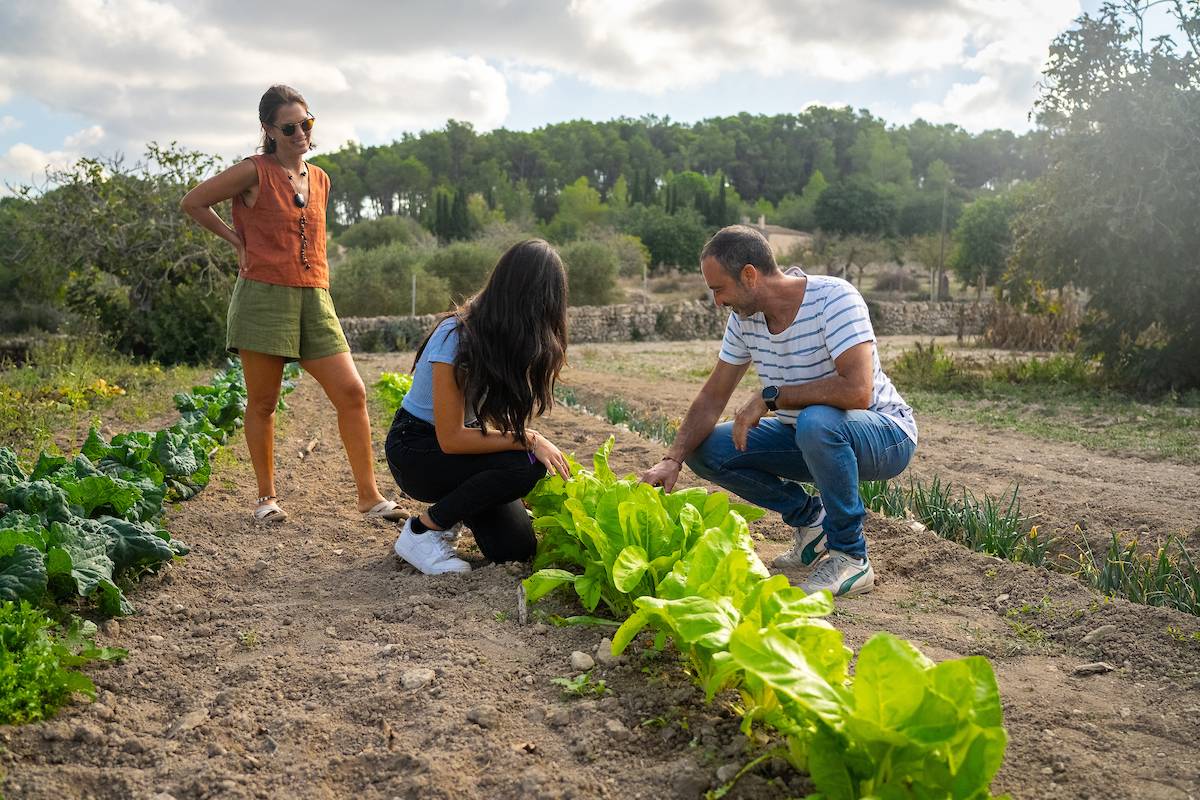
[0,125,110,193]
[0,0,1089,168]
[909,0,1082,130]
[508,68,555,95]
[1,145,74,193]
[63,124,104,149]
[0,115,22,133]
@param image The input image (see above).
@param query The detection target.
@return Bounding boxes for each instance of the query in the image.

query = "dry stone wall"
[340,300,987,352]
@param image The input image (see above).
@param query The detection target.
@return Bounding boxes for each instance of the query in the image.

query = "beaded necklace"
[273,153,308,208]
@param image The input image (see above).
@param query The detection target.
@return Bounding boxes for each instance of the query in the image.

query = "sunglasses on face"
[273,115,315,137]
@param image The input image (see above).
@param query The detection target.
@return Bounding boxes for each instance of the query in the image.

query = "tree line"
[0,2,1194,394]
[310,107,1048,239]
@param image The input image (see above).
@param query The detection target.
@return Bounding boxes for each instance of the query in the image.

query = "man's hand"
[731,395,768,451]
[640,458,682,492]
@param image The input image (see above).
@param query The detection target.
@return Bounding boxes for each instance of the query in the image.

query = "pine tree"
[450,187,470,240]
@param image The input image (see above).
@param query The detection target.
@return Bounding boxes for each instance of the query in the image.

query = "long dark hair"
[414,239,568,443]
[257,84,314,154]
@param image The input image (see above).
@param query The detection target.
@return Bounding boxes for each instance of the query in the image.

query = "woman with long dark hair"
[385,239,571,574]
[181,85,403,524]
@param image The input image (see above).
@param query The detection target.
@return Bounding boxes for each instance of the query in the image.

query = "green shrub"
[889,342,981,393]
[0,303,68,336]
[330,241,448,317]
[336,215,432,251]
[473,220,537,253]
[5,144,238,364]
[560,240,621,306]
[989,354,1097,388]
[614,205,708,271]
[422,242,501,304]
[587,230,650,278]
[140,278,231,365]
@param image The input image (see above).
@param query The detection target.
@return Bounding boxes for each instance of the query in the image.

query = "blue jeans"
[685,405,916,560]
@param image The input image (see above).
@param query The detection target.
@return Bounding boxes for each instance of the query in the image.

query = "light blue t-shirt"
[401,317,475,425]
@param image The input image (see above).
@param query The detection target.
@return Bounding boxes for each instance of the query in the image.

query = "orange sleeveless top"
[232,154,330,288]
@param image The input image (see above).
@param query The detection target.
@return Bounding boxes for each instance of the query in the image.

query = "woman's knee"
[331,377,367,412]
[245,394,279,421]
[517,460,549,494]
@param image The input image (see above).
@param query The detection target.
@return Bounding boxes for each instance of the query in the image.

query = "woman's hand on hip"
[234,236,247,272]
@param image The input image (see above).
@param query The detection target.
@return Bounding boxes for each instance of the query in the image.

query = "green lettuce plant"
[523,437,763,617]
[374,372,414,410]
[522,439,1010,799]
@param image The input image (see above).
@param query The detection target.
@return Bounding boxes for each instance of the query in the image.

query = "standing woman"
[182,84,402,524]
[385,239,571,575]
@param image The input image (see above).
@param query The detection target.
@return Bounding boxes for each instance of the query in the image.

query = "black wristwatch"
[761,385,780,412]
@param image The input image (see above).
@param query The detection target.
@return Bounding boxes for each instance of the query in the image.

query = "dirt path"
[3,355,1199,800]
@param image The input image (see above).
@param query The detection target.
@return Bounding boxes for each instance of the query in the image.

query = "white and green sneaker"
[799,550,874,598]
[772,509,827,569]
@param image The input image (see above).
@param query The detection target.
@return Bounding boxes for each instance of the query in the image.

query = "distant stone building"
[743,215,813,259]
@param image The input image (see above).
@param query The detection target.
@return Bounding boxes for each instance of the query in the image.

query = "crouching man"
[639,225,918,597]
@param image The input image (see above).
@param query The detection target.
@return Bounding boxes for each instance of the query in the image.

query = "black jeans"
[384,408,545,563]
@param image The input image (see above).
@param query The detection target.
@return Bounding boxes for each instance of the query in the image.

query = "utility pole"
[935,183,948,302]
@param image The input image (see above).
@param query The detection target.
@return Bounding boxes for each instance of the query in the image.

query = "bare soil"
[2,351,1199,800]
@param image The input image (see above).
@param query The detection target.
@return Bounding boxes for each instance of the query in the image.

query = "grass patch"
[861,477,1052,566]
[604,397,680,444]
[0,338,209,459]
[889,343,1200,464]
[865,476,1199,617]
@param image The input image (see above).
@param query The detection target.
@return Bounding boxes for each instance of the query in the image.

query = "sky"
[0,0,1166,193]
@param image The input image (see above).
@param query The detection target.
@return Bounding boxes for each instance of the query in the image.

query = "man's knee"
[793,405,845,449]
[683,428,728,479]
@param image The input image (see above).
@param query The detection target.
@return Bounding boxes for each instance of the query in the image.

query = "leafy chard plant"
[374,372,414,410]
[522,437,764,617]
[523,438,1010,799]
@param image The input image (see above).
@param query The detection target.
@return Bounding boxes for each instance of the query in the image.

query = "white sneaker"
[772,508,827,569]
[437,522,464,545]
[393,518,471,575]
[799,550,874,598]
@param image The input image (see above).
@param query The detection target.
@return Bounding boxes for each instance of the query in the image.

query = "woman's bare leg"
[299,351,387,510]
[239,351,286,504]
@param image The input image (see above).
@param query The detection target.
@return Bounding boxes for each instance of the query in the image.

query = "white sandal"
[253,495,287,524]
[362,499,405,522]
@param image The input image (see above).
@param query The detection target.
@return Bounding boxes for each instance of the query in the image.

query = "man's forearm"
[778,374,872,411]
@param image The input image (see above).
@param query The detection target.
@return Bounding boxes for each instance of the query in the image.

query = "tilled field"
[2,351,1198,800]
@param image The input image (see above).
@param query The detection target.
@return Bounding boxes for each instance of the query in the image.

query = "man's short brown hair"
[700,225,779,280]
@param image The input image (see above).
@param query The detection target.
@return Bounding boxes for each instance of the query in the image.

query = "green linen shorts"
[226,277,350,362]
